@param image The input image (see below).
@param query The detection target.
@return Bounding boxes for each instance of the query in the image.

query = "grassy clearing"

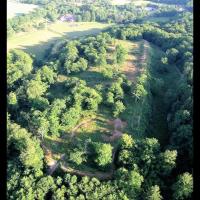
[7,22,111,60]
[7,0,39,19]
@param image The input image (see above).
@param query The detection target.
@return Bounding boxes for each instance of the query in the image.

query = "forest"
[7,0,193,199]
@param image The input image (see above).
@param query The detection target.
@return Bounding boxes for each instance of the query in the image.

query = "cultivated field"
[7,22,111,60]
[7,0,39,19]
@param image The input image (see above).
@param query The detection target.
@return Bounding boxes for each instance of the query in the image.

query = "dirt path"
[123,40,149,82]
[48,154,65,175]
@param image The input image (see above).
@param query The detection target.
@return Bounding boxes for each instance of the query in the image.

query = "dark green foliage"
[26,79,48,99]
[113,44,127,64]
[61,106,82,131]
[91,142,113,168]
[172,172,193,200]
[7,50,33,87]
[69,148,86,166]
[166,48,179,64]
[35,65,57,84]
[8,123,44,170]
[35,176,56,199]
[116,167,144,199]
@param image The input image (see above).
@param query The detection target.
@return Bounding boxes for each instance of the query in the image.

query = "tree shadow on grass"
[71,70,107,86]
[47,81,67,100]
[43,136,69,155]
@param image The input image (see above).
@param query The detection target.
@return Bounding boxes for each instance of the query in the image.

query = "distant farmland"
[7,0,39,19]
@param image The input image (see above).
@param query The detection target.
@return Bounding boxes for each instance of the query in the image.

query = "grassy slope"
[7,22,111,60]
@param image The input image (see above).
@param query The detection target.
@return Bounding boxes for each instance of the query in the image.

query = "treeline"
[109,11,193,177]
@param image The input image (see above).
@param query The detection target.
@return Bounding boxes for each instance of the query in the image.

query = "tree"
[146,185,163,200]
[92,142,113,167]
[116,168,144,198]
[166,48,179,64]
[52,186,66,200]
[113,100,125,117]
[133,84,147,101]
[96,54,107,66]
[129,170,144,190]
[159,150,177,175]
[61,106,81,131]
[35,176,56,199]
[118,149,134,166]
[64,58,88,74]
[69,148,86,166]
[161,57,168,65]
[120,134,134,149]
[8,92,18,106]
[106,92,114,105]
[62,41,79,62]
[114,44,127,64]
[8,123,44,170]
[36,65,56,84]
[7,50,33,86]
[30,110,50,139]
[109,82,124,100]
[48,99,66,136]
[83,11,91,21]
[26,79,48,99]
[172,172,193,200]
[101,65,113,79]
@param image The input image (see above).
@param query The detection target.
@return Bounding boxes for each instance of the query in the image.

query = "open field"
[7,0,39,19]
[7,22,111,60]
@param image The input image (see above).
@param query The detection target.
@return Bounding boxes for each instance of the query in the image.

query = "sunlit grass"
[7,22,111,60]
